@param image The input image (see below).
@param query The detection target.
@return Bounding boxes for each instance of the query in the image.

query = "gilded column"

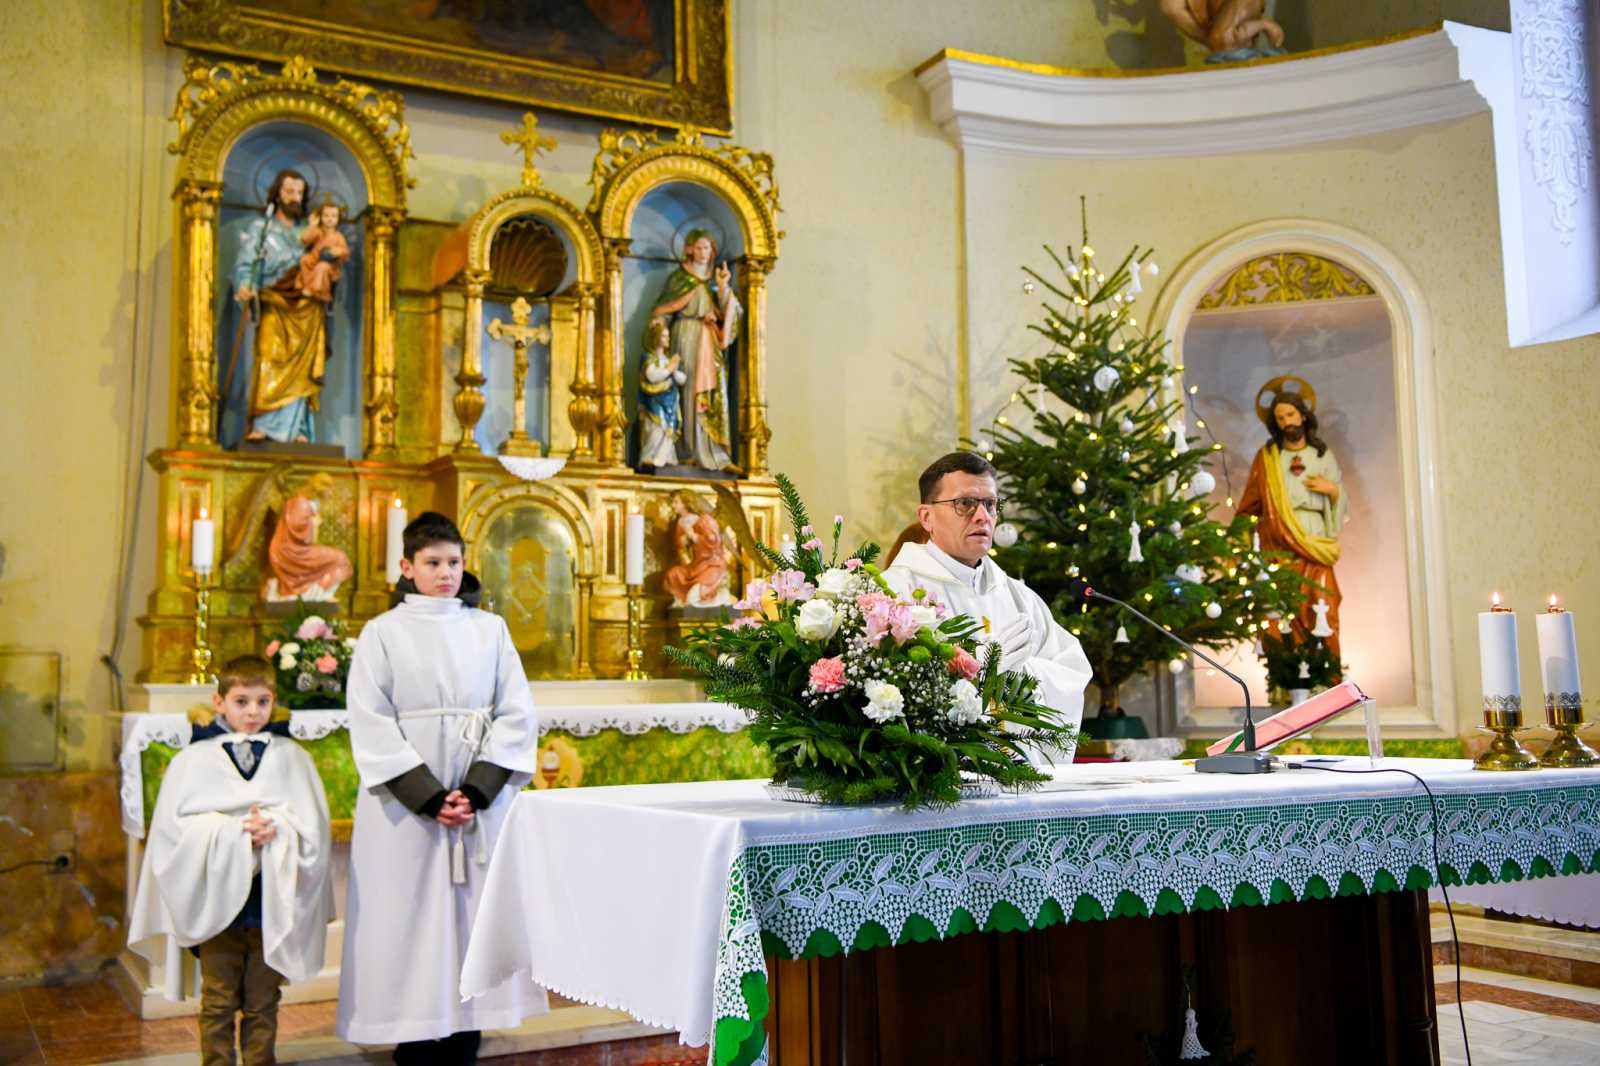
[454,268,491,452]
[175,180,223,449]
[567,281,600,460]
[598,238,631,466]
[364,205,404,456]
[741,256,774,475]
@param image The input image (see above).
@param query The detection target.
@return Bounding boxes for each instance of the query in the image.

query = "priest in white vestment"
[336,512,545,1061]
[882,452,1092,764]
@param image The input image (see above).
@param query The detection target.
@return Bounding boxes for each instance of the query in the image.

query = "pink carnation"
[770,569,816,602]
[315,654,339,674]
[296,617,330,640]
[887,604,920,644]
[808,657,847,693]
[855,591,892,613]
[844,558,863,571]
[264,640,281,657]
[947,646,981,680]
[801,538,823,551]
[865,601,919,646]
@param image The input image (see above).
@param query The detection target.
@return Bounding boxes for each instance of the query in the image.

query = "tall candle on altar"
[385,498,407,586]
[624,509,644,586]
[1536,595,1581,709]
[191,507,214,576]
[1478,592,1521,713]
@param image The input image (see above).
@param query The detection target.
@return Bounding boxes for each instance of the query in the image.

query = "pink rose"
[947,646,981,680]
[887,605,920,645]
[770,569,816,602]
[315,654,338,674]
[809,657,847,693]
[264,640,281,657]
[296,617,330,641]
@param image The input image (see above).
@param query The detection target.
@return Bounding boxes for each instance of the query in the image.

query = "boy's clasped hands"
[435,789,476,827]
[242,802,277,846]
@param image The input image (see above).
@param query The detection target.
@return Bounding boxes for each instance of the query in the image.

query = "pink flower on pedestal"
[808,657,847,693]
[770,569,816,602]
[315,654,338,674]
[947,646,981,680]
[264,640,281,657]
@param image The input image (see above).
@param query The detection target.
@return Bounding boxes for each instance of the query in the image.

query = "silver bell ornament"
[992,521,1019,548]
[1114,624,1130,644]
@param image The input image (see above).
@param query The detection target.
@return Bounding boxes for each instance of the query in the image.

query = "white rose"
[280,654,297,670]
[946,679,984,726]
[907,604,940,631]
[863,680,905,723]
[281,642,300,655]
[343,637,357,649]
[794,599,842,641]
[815,568,854,599]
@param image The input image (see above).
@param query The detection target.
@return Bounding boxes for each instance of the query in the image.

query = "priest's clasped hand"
[992,615,1035,672]
[434,789,476,827]
[242,803,277,847]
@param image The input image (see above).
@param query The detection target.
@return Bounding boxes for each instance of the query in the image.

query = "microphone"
[1067,580,1273,774]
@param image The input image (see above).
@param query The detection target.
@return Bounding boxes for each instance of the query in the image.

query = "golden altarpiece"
[141,57,784,683]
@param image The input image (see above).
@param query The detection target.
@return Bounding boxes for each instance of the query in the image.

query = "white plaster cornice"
[916,30,1489,158]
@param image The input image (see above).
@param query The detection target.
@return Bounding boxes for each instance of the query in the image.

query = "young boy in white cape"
[128,654,334,1066]
[336,511,545,1064]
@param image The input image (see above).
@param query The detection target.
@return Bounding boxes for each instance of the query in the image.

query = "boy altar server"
[128,654,333,1066]
[883,452,1092,762]
[337,511,545,1064]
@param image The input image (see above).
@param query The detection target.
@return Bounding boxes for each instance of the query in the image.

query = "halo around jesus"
[1254,374,1318,428]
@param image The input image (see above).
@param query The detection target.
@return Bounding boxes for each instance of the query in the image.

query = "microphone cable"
[1286,761,1470,1065]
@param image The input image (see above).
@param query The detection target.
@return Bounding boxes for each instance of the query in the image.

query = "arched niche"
[459,480,599,678]
[167,56,412,454]
[448,187,606,461]
[215,122,369,455]
[588,130,782,472]
[1150,219,1451,736]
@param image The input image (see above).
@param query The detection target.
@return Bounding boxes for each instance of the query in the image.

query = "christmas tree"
[983,213,1306,737]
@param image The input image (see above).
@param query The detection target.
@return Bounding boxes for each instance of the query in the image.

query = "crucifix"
[501,112,557,190]
[487,296,552,456]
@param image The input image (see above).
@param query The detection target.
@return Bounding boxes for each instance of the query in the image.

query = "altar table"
[460,759,1600,1065]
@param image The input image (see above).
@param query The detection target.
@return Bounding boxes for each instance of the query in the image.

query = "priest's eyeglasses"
[928,496,1002,518]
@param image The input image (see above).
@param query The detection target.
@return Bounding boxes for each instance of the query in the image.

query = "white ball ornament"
[1118,416,1134,434]
[1169,521,1183,535]
[1071,477,1087,495]
[1168,658,1187,674]
[992,521,1019,548]
[1205,602,1222,619]
[1189,469,1216,496]
[1093,366,1120,392]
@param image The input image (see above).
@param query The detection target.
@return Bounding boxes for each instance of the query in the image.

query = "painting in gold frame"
[163,0,732,134]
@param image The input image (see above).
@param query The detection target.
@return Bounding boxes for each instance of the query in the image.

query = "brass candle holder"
[622,583,650,681]
[185,570,217,686]
[1474,698,1540,771]
[1541,695,1600,768]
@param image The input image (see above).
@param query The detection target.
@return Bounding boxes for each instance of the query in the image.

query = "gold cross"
[487,297,552,456]
[501,112,557,190]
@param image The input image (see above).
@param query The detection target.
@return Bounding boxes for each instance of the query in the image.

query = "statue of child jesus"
[296,200,350,305]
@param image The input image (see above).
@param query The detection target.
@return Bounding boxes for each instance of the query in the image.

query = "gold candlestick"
[1475,699,1540,771]
[1537,598,1599,768]
[623,582,650,681]
[1541,697,1600,767]
[186,571,217,686]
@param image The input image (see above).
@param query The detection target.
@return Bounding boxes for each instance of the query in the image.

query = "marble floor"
[1436,965,1600,1065]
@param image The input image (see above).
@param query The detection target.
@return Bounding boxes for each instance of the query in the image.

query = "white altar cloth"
[458,759,1600,1059]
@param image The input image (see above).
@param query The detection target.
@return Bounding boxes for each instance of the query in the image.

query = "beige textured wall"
[959,115,1600,734]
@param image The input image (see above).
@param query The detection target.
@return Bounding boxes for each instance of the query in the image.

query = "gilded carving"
[1198,252,1375,309]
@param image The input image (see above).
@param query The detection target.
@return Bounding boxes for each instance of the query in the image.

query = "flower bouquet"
[264,606,356,710]
[666,475,1075,808]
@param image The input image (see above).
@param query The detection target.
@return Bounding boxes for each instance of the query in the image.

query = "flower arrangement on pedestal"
[264,606,356,709]
[666,476,1075,808]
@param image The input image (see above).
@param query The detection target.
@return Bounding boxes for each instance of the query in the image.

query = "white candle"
[779,533,796,562]
[1478,593,1521,712]
[624,510,645,586]
[191,508,214,576]
[385,498,407,586]
[1536,596,1582,707]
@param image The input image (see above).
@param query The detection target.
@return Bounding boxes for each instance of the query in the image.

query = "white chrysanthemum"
[279,654,297,671]
[863,680,905,722]
[795,599,842,641]
[907,604,940,631]
[946,678,984,725]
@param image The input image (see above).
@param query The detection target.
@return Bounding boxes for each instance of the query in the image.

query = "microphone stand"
[1082,585,1274,774]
